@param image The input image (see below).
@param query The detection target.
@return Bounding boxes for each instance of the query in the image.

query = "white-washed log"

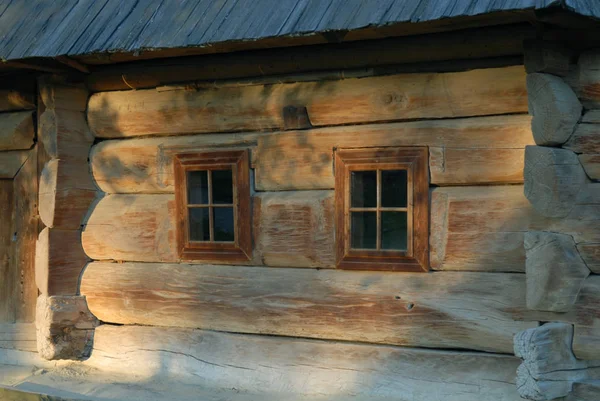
[0,90,35,111]
[525,232,590,312]
[87,324,523,401]
[0,111,34,151]
[0,150,29,179]
[524,40,573,76]
[87,66,527,138]
[80,262,542,354]
[527,73,582,146]
[514,323,600,401]
[524,146,588,218]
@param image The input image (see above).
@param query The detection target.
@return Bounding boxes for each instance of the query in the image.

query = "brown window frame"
[334,147,429,272]
[174,149,251,262]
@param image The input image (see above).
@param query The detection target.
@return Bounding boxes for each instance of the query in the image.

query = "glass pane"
[381,170,407,207]
[212,170,233,204]
[187,171,209,204]
[381,212,408,250]
[214,207,235,242]
[189,208,210,241]
[351,212,377,249]
[351,171,377,208]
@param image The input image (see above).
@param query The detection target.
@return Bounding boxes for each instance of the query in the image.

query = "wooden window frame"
[174,149,251,262]
[335,147,429,272]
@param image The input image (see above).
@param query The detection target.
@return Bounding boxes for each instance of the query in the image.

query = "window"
[174,149,251,262]
[334,147,428,271]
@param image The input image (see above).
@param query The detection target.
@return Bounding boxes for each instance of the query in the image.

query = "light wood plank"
[87,324,523,401]
[0,111,34,151]
[81,262,540,354]
[87,66,528,138]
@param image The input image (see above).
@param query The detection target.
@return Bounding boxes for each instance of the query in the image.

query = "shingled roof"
[0,0,599,62]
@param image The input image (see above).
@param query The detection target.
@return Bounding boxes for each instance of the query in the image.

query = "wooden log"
[578,154,600,180]
[38,80,87,112]
[527,73,582,146]
[0,181,15,323]
[0,90,35,112]
[577,244,600,274]
[87,66,527,138]
[81,262,540,353]
[39,109,94,163]
[514,323,600,400]
[564,123,600,154]
[0,150,29,179]
[573,50,600,109]
[525,232,590,312]
[0,111,34,151]
[0,324,37,352]
[567,381,600,401]
[35,228,89,296]
[524,40,573,76]
[88,324,523,400]
[430,185,600,273]
[39,159,97,230]
[573,276,600,360]
[524,146,588,218]
[12,149,37,323]
[254,191,334,268]
[582,110,600,123]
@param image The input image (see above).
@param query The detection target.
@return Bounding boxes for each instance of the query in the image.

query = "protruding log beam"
[39,159,97,229]
[527,73,582,146]
[0,150,29,178]
[39,108,94,163]
[514,323,600,401]
[524,40,573,76]
[0,90,35,111]
[35,295,99,360]
[525,231,590,312]
[524,146,588,218]
[0,111,34,151]
[35,228,90,296]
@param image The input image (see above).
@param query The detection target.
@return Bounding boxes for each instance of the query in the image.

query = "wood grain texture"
[39,109,94,163]
[573,50,600,109]
[35,228,89,296]
[0,111,34,151]
[87,324,523,401]
[573,276,600,360]
[430,185,600,273]
[38,81,87,112]
[579,154,600,180]
[0,180,15,322]
[577,243,600,274]
[564,124,600,154]
[87,66,527,138]
[524,40,573,76]
[0,90,35,112]
[81,262,540,354]
[0,150,29,179]
[0,323,36,352]
[582,110,600,123]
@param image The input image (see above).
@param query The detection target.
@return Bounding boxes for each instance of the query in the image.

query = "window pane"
[381,212,407,250]
[212,170,233,204]
[187,171,209,204]
[381,170,407,207]
[351,171,377,208]
[189,208,210,241]
[214,207,235,242]
[351,212,377,249]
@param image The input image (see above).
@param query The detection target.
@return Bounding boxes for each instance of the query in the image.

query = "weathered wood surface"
[0,180,15,322]
[514,323,600,400]
[12,149,37,323]
[567,381,600,401]
[39,159,97,229]
[35,228,89,296]
[524,40,573,76]
[0,324,36,352]
[0,111,34,151]
[430,185,600,272]
[0,90,35,111]
[579,154,600,180]
[582,110,600,123]
[254,191,334,268]
[38,80,87,112]
[0,387,86,401]
[525,232,590,312]
[0,150,29,179]
[88,324,523,401]
[573,276,600,360]
[81,262,540,354]
[527,73,582,146]
[87,66,527,138]
[577,244,600,274]
[524,146,589,218]
[564,123,600,154]
[39,109,93,163]
[573,50,600,109]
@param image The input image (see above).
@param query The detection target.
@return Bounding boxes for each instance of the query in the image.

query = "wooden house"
[1,1,600,400]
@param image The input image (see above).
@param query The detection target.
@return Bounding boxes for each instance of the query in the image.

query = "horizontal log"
[568,381,600,401]
[564,124,600,154]
[582,110,600,123]
[88,324,522,400]
[523,40,573,76]
[0,323,36,352]
[573,276,600,360]
[577,244,600,274]
[35,228,90,296]
[39,109,94,163]
[430,185,600,272]
[81,262,539,353]
[0,111,34,151]
[87,66,527,138]
[0,150,29,179]
[0,90,35,111]
[579,154,600,180]
[573,50,600,109]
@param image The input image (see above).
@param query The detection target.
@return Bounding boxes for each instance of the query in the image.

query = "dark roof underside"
[0,0,598,62]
